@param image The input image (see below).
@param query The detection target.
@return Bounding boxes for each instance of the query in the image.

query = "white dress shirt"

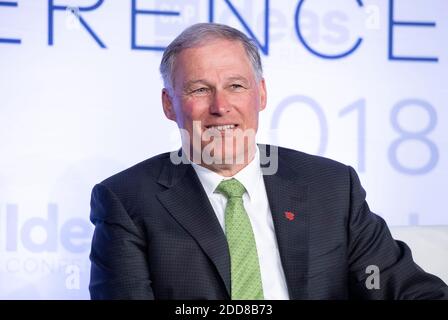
[190,146,290,300]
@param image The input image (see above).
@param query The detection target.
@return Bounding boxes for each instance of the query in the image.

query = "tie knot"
[216,178,246,199]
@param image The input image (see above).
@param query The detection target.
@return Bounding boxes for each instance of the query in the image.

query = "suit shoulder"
[98,151,173,192]
[272,145,351,183]
[277,145,348,171]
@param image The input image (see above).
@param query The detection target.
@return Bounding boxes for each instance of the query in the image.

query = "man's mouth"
[205,124,239,131]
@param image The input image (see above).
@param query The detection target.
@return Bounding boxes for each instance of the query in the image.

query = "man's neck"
[198,162,251,177]
[188,146,257,177]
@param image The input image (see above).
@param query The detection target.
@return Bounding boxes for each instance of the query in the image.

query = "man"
[89,23,448,299]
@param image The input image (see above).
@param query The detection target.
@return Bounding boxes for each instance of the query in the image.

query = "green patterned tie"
[216,178,264,300]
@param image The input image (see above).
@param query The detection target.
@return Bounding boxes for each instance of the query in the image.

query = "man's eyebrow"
[226,76,252,87]
[182,76,250,90]
[183,79,209,89]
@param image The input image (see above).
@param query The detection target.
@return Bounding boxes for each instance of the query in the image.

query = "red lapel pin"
[284,211,295,221]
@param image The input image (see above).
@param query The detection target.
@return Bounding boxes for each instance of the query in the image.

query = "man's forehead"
[183,75,249,86]
[176,47,251,71]
[171,39,255,87]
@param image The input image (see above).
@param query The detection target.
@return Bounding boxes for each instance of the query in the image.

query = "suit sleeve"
[345,166,448,299]
[89,183,154,299]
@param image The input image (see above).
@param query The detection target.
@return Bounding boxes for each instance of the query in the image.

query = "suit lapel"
[156,156,231,297]
[260,145,310,300]
[155,146,310,300]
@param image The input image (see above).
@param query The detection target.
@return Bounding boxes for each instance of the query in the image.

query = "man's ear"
[162,88,176,121]
[259,78,267,111]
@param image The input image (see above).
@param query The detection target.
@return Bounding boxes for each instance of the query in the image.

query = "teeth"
[209,124,235,130]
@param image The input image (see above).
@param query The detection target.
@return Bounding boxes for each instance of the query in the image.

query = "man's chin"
[192,148,245,166]
[186,140,254,166]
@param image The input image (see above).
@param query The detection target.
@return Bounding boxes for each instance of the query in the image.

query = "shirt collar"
[190,146,262,200]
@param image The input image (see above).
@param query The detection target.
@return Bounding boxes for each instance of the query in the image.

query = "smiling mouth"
[205,124,239,131]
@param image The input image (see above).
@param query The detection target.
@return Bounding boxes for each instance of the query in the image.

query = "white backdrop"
[0,0,447,299]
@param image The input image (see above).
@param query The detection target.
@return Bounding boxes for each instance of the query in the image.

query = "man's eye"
[192,87,209,94]
[230,84,244,90]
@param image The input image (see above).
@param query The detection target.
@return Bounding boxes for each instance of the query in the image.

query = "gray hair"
[160,23,263,92]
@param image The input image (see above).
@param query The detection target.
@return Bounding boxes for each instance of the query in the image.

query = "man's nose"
[209,90,230,115]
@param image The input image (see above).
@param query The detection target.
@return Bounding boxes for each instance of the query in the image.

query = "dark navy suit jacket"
[89,145,448,299]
